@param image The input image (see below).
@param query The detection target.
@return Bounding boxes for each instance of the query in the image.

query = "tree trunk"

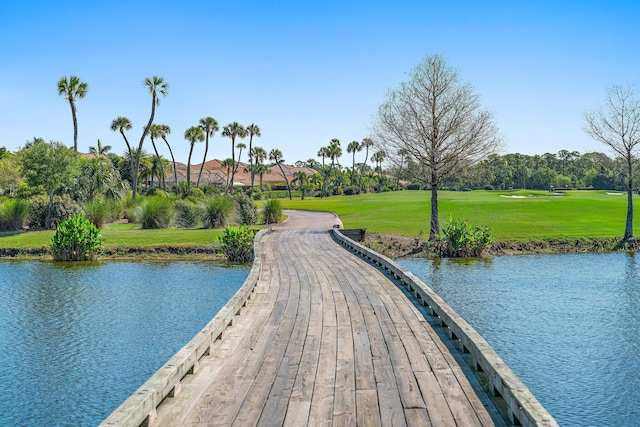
[625,156,634,241]
[187,144,194,194]
[197,136,208,187]
[429,169,440,240]
[228,138,236,194]
[150,138,165,190]
[162,136,178,188]
[134,95,157,198]
[70,99,78,152]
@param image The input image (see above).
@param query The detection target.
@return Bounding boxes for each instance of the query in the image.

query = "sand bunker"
[500,195,532,198]
[606,192,624,196]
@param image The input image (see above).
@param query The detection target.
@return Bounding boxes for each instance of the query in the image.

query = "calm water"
[0,261,249,426]
[398,253,640,427]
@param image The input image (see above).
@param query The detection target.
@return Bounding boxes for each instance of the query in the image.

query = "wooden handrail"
[332,229,558,427]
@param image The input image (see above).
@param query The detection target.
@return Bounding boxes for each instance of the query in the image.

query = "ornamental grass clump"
[50,214,103,261]
[439,216,493,257]
[262,198,282,224]
[141,196,174,229]
[218,225,255,262]
[0,198,30,231]
[201,195,235,229]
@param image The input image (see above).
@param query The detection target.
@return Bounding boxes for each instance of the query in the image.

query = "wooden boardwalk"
[152,211,494,426]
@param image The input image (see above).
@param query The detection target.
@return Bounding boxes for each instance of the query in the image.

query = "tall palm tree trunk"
[161,136,178,188]
[70,100,78,152]
[134,95,157,198]
[150,137,165,190]
[187,143,195,194]
[228,138,236,194]
[197,136,209,187]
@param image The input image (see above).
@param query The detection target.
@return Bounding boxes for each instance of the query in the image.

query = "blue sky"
[1,1,639,164]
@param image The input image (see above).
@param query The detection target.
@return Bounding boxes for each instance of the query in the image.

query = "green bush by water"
[438,216,493,257]
[50,214,103,261]
[218,225,255,262]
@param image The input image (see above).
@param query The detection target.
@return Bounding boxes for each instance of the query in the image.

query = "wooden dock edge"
[100,227,272,427]
[332,229,559,427]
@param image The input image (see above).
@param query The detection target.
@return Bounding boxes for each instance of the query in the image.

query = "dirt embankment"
[0,245,223,260]
[363,233,640,259]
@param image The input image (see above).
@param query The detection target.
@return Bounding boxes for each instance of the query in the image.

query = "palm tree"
[57,75,88,152]
[221,158,234,189]
[233,142,247,180]
[245,124,261,196]
[292,170,311,200]
[150,155,168,189]
[251,146,268,189]
[197,117,219,187]
[328,138,342,169]
[149,124,167,190]
[257,163,271,189]
[317,146,328,169]
[317,146,330,198]
[154,124,177,188]
[347,140,362,185]
[133,76,168,198]
[373,149,387,179]
[269,148,292,200]
[221,122,247,193]
[110,116,134,184]
[184,126,204,194]
[89,139,111,156]
[362,137,374,163]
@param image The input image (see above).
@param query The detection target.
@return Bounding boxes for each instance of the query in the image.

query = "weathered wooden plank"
[147,220,495,427]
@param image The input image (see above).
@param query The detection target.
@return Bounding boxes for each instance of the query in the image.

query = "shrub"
[406,183,422,190]
[235,193,258,225]
[439,216,493,257]
[174,200,200,228]
[201,195,235,229]
[145,187,170,198]
[0,198,30,231]
[28,194,83,230]
[343,186,360,195]
[262,198,282,224]
[252,190,263,200]
[218,225,255,262]
[50,214,103,261]
[84,199,114,228]
[140,196,174,229]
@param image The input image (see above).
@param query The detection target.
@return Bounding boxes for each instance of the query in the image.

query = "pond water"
[0,260,249,426]
[398,252,640,427]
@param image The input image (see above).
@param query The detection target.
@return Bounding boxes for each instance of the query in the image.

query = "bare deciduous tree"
[583,84,640,241]
[374,54,501,240]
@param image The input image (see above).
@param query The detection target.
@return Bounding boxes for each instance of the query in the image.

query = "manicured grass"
[280,190,638,240]
[1,190,636,252]
[0,225,225,250]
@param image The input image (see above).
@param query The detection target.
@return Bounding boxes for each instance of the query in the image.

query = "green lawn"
[0,224,225,250]
[280,190,637,240]
[0,190,636,252]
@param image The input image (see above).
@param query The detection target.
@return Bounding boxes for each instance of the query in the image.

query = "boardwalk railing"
[101,227,271,427]
[332,229,558,427]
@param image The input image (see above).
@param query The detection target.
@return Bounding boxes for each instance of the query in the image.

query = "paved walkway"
[153,211,493,426]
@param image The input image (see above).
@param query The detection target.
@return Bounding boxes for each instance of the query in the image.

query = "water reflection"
[0,260,249,426]
[398,253,640,427]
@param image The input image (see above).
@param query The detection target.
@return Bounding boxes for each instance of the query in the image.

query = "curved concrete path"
[153,211,493,426]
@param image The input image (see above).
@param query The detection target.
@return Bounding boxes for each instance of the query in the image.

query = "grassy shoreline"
[2,190,639,260]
